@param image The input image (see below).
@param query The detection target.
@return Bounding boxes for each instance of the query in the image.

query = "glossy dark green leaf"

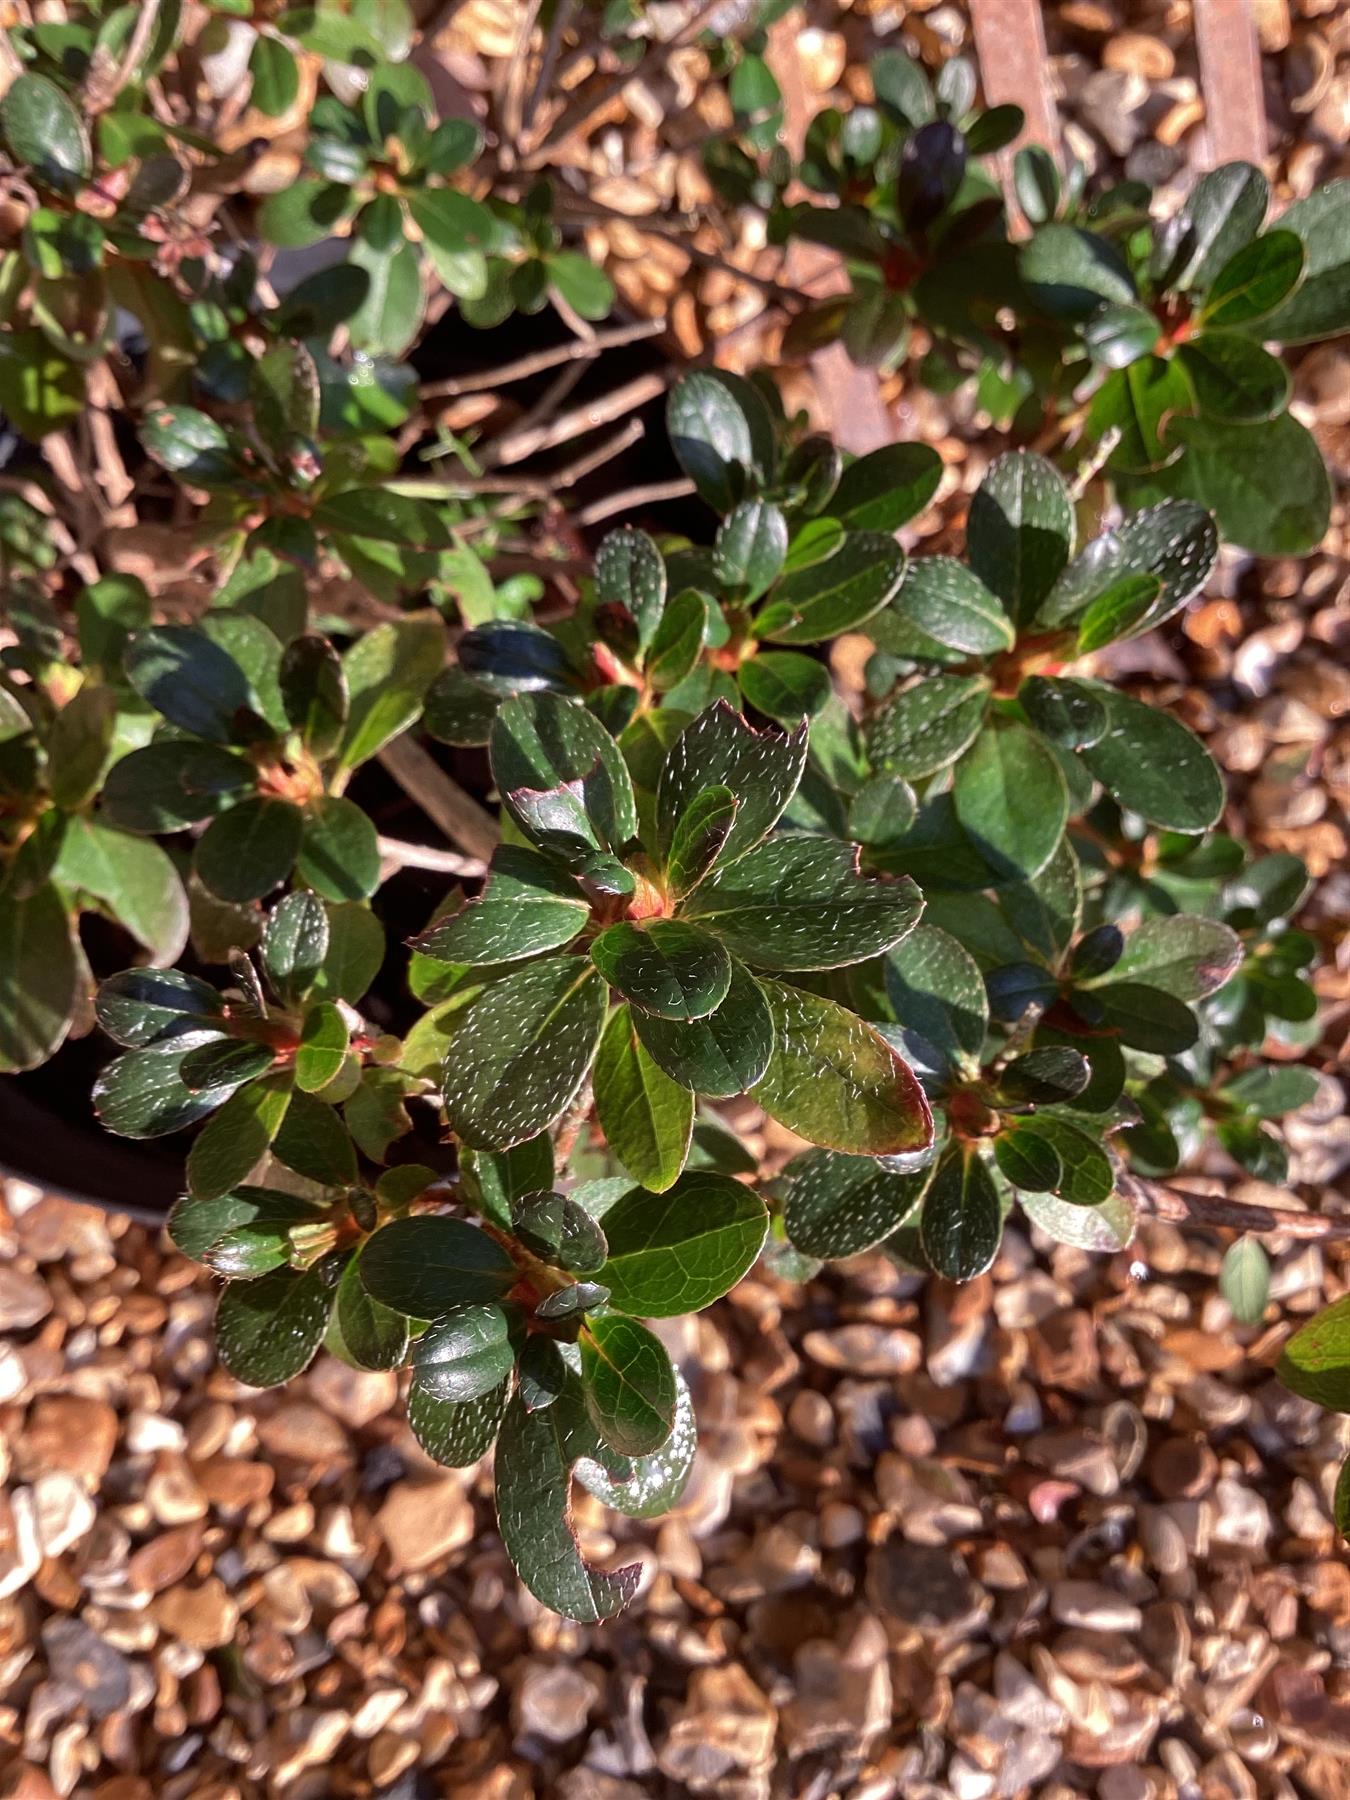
[1018,675,1108,748]
[714,500,788,600]
[656,701,807,866]
[631,959,774,1098]
[334,1249,410,1370]
[920,1146,1001,1280]
[1278,1294,1350,1412]
[279,634,347,756]
[46,684,117,811]
[95,967,225,1050]
[215,1263,332,1388]
[1220,1065,1319,1118]
[1088,355,1193,473]
[967,451,1074,628]
[830,443,942,532]
[345,236,424,357]
[666,369,767,512]
[591,919,731,1021]
[594,526,667,646]
[665,783,737,899]
[337,616,445,770]
[53,816,188,965]
[1074,572,1163,654]
[848,773,917,846]
[194,798,303,903]
[1019,224,1135,319]
[536,1281,611,1321]
[511,1189,608,1274]
[1173,161,1268,290]
[516,1335,568,1411]
[686,836,921,971]
[457,621,574,696]
[783,1149,931,1259]
[248,32,300,115]
[998,1047,1091,1105]
[178,1038,275,1096]
[755,532,905,644]
[1256,182,1350,342]
[93,1044,234,1139]
[1092,981,1199,1054]
[1077,687,1223,831]
[140,406,238,487]
[0,885,79,1073]
[738,651,831,727]
[1083,301,1161,368]
[751,979,932,1157]
[293,1001,348,1093]
[493,1383,641,1622]
[597,1170,768,1316]
[1103,914,1242,1000]
[359,1214,516,1318]
[581,1314,676,1456]
[443,956,607,1149]
[167,1185,318,1272]
[295,795,380,902]
[413,846,587,967]
[994,1123,1063,1194]
[883,557,1014,655]
[593,1005,693,1193]
[1200,229,1302,328]
[864,673,990,779]
[261,889,329,1005]
[125,625,258,744]
[412,1304,519,1403]
[0,75,90,193]
[574,1366,697,1518]
[100,741,255,833]
[646,590,709,691]
[492,691,637,855]
[272,1088,358,1185]
[954,719,1068,881]
[1176,334,1288,423]
[408,1375,510,1466]
[884,923,987,1072]
[185,1074,291,1200]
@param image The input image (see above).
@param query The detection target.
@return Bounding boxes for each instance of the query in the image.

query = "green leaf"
[665,784,737,899]
[630,959,774,1098]
[1278,1294,1350,1412]
[755,532,905,644]
[593,1005,693,1193]
[595,527,667,646]
[92,1044,229,1139]
[685,836,921,971]
[186,1075,291,1201]
[1219,1235,1269,1325]
[1145,412,1331,557]
[998,1047,1090,1105]
[666,369,762,512]
[167,1185,318,1273]
[493,1383,641,1622]
[248,32,300,115]
[360,1214,516,1318]
[1019,223,1135,319]
[967,450,1074,628]
[597,1170,768,1316]
[140,406,237,487]
[591,920,731,1021]
[545,250,614,321]
[46,684,117,811]
[738,651,831,727]
[1018,675,1108,749]
[1221,1065,1319,1118]
[574,1366,696,1518]
[407,189,492,297]
[511,1189,608,1273]
[407,1376,510,1467]
[1074,572,1163,654]
[882,558,1014,656]
[1077,687,1223,831]
[830,443,941,532]
[1092,981,1198,1054]
[1173,161,1268,290]
[100,742,255,833]
[920,1146,1001,1280]
[646,590,709,692]
[1175,334,1288,423]
[258,179,356,248]
[1019,1186,1136,1252]
[783,1149,931,1259]
[261,889,329,1005]
[1336,1456,1350,1540]
[492,692,637,855]
[412,1304,519,1403]
[179,1039,275,1097]
[751,979,932,1157]
[1088,355,1193,473]
[313,487,448,548]
[194,798,303,903]
[656,702,807,866]
[954,719,1068,881]
[714,501,788,600]
[309,901,383,1005]
[884,923,987,1072]
[268,1087,357,1184]
[864,674,990,779]
[1006,1114,1114,1203]
[1036,499,1218,638]
[1256,181,1350,342]
[215,1264,332,1388]
[279,635,348,758]
[1103,914,1242,1000]
[95,966,224,1050]
[443,955,606,1149]
[1200,230,1302,328]
[581,1314,676,1456]
[1083,301,1161,368]
[295,795,380,902]
[346,236,425,357]
[53,816,188,965]
[334,1249,410,1370]
[294,1002,348,1093]
[0,75,90,194]
[0,884,79,1072]
[338,615,445,770]
[413,846,587,966]
[848,774,917,846]
[993,1123,1062,1194]
[125,625,257,743]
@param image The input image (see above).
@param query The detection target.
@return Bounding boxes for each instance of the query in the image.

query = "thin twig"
[377,835,486,879]
[521,0,576,136]
[574,476,696,526]
[480,360,587,470]
[377,736,500,864]
[1127,1175,1350,1244]
[492,370,667,466]
[93,0,162,107]
[420,317,666,400]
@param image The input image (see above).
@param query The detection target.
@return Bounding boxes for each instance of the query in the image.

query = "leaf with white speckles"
[215,1263,334,1387]
[783,1149,932,1259]
[656,701,808,865]
[575,1366,696,1518]
[1077,686,1223,832]
[411,846,588,967]
[596,1171,768,1316]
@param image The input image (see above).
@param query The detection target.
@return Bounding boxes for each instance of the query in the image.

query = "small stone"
[0,1265,51,1331]
[151,1577,239,1648]
[128,1523,205,1594]
[31,1474,96,1558]
[803,1325,920,1376]
[375,1478,474,1572]
[1050,1579,1143,1632]
[658,1663,777,1782]
[367,1732,420,1786]
[867,1539,988,1639]
[256,1401,350,1465]
[41,1618,131,1718]
[1147,1435,1217,1500]
[145,1457,208,1525]
[305,1358,399,1429]
[514,1663,601,1743]
[19,1396,119,1484]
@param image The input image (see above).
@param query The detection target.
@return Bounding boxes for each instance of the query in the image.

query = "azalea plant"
[0,10,1343,1623]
